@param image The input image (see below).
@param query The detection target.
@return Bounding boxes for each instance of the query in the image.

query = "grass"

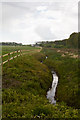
[2,45,39,55]
[0,45,40,64]
[34,47,79,109]
[2,47,79,119]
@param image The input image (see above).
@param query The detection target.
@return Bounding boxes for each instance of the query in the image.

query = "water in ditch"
[47,71,58,104]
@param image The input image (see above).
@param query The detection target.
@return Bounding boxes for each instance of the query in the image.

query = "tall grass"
[35,48,79,109]
[2,50,79,119]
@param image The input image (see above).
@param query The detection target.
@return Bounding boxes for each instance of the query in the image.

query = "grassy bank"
[2,48,79,119]
[34,48,79,109]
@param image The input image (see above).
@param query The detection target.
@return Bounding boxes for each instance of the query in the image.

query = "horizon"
[0,31,78,45]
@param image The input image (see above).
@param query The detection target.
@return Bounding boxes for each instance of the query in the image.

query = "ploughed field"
[2,46,79,119]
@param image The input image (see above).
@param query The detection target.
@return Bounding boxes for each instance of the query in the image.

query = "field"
[2,45,40,55]
[0,45,41,65]
[1,45,79,119]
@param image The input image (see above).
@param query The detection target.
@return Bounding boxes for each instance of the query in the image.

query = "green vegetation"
[1,45,40,64]
[37,48,79,109]
[2,45,38,55]
[2,47,79,119]
[37,32,79,49]
[54,32,78,48]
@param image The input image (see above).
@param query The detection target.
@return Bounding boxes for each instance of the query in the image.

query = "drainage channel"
[47,71,58,104]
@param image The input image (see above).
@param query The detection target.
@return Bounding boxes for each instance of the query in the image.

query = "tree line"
[0,42,22,46]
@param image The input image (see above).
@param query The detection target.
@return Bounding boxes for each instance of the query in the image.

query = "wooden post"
[12,52,14,65]
[21,50,22,55]
[13,52,14,59]
[1,56,3,66]
[17,50,18,57]
[1,56,3,71]
[8,53,10,66]
[20,50,21,56]
[0,56,3,78]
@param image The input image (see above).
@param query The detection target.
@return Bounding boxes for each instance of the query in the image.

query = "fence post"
[0,56,3,74]
[1,55,3,67]
[17,50,18,57]
[21,50,23,55]
[8,53,10,66]
[20,50,21,56]
[13,51,14,59]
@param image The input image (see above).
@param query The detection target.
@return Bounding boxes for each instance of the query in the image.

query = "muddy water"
[47,71,58,104]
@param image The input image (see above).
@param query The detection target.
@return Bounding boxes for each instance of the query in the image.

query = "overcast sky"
[0,0,79,44]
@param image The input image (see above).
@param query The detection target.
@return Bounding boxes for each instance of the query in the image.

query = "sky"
[0,0,79,45]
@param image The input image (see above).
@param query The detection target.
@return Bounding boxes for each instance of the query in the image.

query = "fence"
[0,49,29,66]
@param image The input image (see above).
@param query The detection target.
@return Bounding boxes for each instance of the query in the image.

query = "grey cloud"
[2,3,30,20]
[2,1,78,23]
[2,2,47,24]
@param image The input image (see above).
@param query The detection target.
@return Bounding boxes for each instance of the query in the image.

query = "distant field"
[2,45,39,55]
